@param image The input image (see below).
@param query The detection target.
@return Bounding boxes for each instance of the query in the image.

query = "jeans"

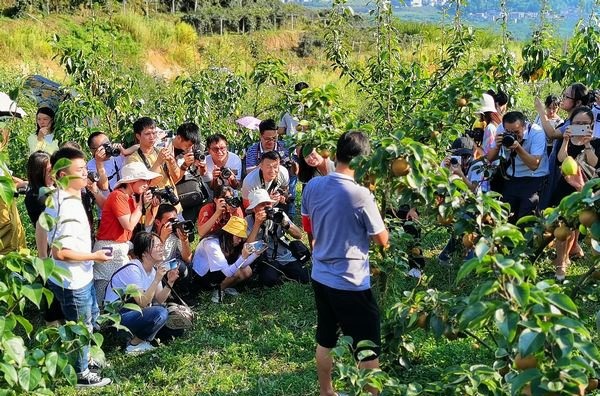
[120,306,168,341]
[47,280,98,374]
[287,174,298,218]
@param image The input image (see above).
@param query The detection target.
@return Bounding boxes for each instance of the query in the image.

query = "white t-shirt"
[202,152,243,183]
[192,237,258,277]
[279,113,299,136]
[104,259,160,304]
[241,166,290,201]
[45,190,94,290]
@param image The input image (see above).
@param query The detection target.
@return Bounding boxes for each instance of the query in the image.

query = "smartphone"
[155,137,172,148]
[162,258,179,271]
[101,246,113,257]
[570,125,591,136]
[245,240,267,253]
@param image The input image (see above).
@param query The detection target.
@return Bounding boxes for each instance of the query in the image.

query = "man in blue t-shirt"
[301,131,388,396]
[487,111,549,223]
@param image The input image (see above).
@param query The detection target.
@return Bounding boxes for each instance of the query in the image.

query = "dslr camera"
[220,167,234,179]
[101,143,120,158]
[224,196,242,208]
[587,89,600,104]
[170,218,194,234]
[467,127,484,144]
[502,132,517,148]
[150,186,180,205]
[280,157,294,170]
[87,171,100,183]
[265,207,285,224]
[194,148,206,161]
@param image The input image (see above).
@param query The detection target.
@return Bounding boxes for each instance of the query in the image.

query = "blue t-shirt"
[301,172,385,291]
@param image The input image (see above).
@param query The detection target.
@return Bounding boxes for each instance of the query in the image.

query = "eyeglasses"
[152,243,165,251]
[262,136,278,142]
[562,93,575,101]
[210,146,228,152]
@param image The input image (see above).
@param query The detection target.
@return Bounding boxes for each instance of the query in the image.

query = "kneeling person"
[245,189,309,287]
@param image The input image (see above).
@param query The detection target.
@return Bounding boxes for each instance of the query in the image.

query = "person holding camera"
[245,189,308,287]
[245,119,288,175]
[301,131,388,396]
[197,185,244,239]
[151,203,193,279]
[192,216,262,303]
[87,132,139,193]
[93,162,162,305]
[196,133,242,190]
[242,150,290,211]
[487,111,549,223]
[104,232,181,354]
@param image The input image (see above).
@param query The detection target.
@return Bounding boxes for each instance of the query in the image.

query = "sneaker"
[211,289,223,303]
[223,288,239,296]
[407,268,422,278]
[88,358,104,373]
[125,341,155,354]
[76,369,111,387]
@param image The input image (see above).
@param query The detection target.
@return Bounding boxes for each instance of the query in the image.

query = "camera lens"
[450,158,459,165]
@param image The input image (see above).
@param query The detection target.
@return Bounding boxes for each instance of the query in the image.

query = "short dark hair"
[176,122,200,145]
[545,94,560,108]
[294,82,309,92]
[259,119,278,134]
[50,147,85,167]
[569,106,594,124]
[214,184,234,199]
[487,89,509,106]
[60,141,82,150]
[206,133,227,148]
[132,231,161,260]
[502,111,526,127]
[87,131,106,148]
[260,150,281,162]
[156,203,177,222]
[133,117,155,135]
[336,131,370,164]
[570,83,590,106]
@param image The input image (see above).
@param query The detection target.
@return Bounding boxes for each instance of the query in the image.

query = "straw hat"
[222,216,248,239]
[476,94,497,114]
[246,189,277,212]
[115,162,162,188]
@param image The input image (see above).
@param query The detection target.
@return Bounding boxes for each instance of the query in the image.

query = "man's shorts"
[312,279,380,360]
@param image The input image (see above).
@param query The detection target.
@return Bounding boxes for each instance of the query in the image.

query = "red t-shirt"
[97,189,136,242]
[197,203,244,234]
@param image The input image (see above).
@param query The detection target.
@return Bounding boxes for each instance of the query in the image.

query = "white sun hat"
[246,189,277,212]
[115,162,162,188]
[476,93,497,114]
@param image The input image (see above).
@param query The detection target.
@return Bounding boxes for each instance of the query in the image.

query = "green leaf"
[506,283,529,307]
[14,315,32,335]
[518,329,545,356]
[0,176,14,207]
[21,284,44,308]
[0,362,18,386]
[474,238,490,259]
[18,367,41,391]
[45,352,58,377]
[509,368,542,396]
[456,257,481,283]
[495,309,518,342]
[33,258,55,283]
[545,293,578,316]
[3,336,25,366]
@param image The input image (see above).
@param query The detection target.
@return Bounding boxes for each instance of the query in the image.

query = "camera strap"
[137,148,170,179]
[259,170,279,194]
[106,158,121,193]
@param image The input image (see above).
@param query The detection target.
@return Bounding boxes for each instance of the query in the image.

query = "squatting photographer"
[196,185,244,239]
[245,189,309,287]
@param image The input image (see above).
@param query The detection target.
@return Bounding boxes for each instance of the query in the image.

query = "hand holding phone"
[162,258,179,271]
[101,246,114,257]
[570,125,591,136]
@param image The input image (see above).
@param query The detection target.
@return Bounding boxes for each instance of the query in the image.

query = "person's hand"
[212,166,221,180]
[596,91,600,106]
[564,168,586,192]
[254,207,267,226]
[38,126,51,138]
[508,140,520,151]
[406,207,419,221]
[150,195,161,208]
[581,132,593,146]
[494,134,504,147]
[534,97,545,115]
[215,198,227,215]
[93,250,112,262]
[451,164,464,177]
[154,264,167,282]
[564,128,572,141]
[175,227,188,242]
[241,244,252,260]
[182,151,194,168]
[143,189,154,205]
[442,157,451,168]
[167,268,179,285]
[95,145,107,162]
[159,147,175,165]
[160,220,173,241]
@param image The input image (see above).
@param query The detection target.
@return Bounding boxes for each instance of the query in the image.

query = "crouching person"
[104,232,181,354]
[245,189,309,287]
[192,217,262,303]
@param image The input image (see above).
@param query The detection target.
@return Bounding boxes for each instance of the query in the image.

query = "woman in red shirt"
[197,185,244,239]
[93,162,161,305]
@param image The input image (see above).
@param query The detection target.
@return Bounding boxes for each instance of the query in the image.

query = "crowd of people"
[439,84,600,283]
[2,81,598,395]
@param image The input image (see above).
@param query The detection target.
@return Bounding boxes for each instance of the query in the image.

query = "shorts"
[312,279,380,360]
[193,270,226,290]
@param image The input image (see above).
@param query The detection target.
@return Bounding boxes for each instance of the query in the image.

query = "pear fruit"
[561,156,578,176]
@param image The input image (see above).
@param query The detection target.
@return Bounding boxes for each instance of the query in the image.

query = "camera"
[170,218,194,234]
[87,171,100,183]
[467,127,484,143]
[450,156,461,166]
[101,142,120,158]
[281,158,294,169]
[587,89,600,104]
[265,207,285,224]
[502,132,517,148]
[194,148,206,161]
[13,185,28,197]
[151,186,180,205]
[224,196,242,208]
[220,167,233,179]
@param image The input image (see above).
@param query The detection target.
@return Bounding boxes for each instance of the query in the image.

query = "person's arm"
[534,97,562,140]
[176,230,193,264]
[115,192,146,232]
[134,266,166,307]
[281,213,302,239]
[557,130,570,163]
[35,220,49,259]
[93,148,109,192]
[204,238,251,277]
[154,270,178,304]
[246,212,266,244]
[121,144,140,157]
[51,246,110,263]
[513,142,542,170]
[197,201,225,239]
[486,134,503,162]
[372,230,389,246]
